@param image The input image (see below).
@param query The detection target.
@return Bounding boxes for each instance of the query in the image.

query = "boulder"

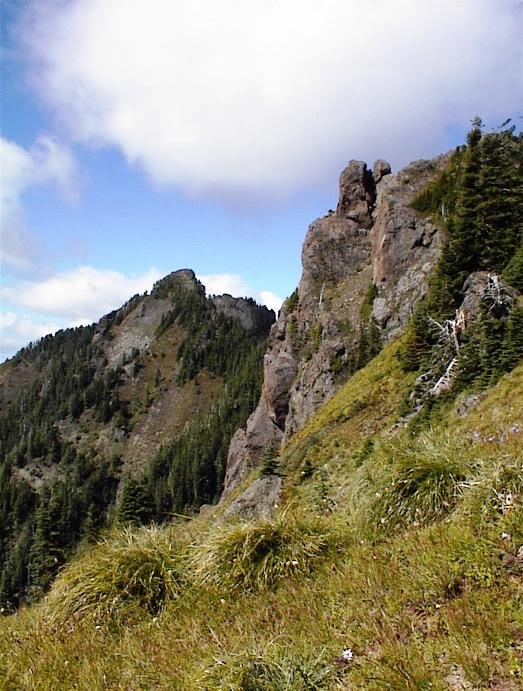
[222,476,283,521]
[372,159,392,183]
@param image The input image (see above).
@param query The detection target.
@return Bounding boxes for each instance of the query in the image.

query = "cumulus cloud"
[258,290,283,314]
[20,0,521,197]
[0,134,79,272]
[198,272,251,298]
[1,265,162,322]
[198,273,283,312]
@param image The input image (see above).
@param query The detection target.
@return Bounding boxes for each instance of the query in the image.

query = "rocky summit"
[224,153,448,493]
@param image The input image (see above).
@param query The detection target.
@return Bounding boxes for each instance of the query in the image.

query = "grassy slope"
[1,341,522,690]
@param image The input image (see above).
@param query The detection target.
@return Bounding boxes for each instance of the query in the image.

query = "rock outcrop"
[222,475,283,521]
[370,156,448,336]
[223,153,450,494]
[212,294,275,336]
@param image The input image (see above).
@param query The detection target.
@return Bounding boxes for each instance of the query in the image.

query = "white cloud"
[258,290,283,313]
[0,134,79,273]
[20,0,521,198]
[198,273,250,298]
[1,265,162,322]
[198,272,283,312]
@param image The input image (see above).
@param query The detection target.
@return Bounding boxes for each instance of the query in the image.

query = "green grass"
[350,432,477,535]
[198,647,342,690]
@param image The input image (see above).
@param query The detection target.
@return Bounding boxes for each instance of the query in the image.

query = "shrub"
[194,514,344,591]
[47,525,186,623]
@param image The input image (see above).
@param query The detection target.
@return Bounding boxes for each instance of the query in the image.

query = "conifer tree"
[501,304,523,371]
[503,240,523,291]
[117,479,154,526]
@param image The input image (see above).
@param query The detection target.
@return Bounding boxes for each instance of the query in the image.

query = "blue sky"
[1,0,521,361]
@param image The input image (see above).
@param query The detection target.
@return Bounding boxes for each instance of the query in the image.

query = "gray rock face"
[372,159,392,183]
[222,475,283,521]
[263,350,298,427]
[212,294,275,336]
[371,156,449,339]
[371,297,392,327]
[223,398,283,492]
[222,334,294,493]
[222,153,450,495]
[337,160,376,228]
[104,297,172,368]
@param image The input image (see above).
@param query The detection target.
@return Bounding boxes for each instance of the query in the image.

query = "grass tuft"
[46,525,186,624]
[352,433,475,534]
[462,456,523,526]
[194,513,346,591]
[199,647,342,690]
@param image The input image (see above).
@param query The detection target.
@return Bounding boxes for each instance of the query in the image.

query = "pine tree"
[28,488,64,598]
[117,479,154,526]
[503,240,523,291]
[501,304,523,371]
[476,131,523,272]
[259,442,280,476]
[432,125,483,313]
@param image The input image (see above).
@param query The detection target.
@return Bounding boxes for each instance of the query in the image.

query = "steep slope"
[0,270,274,607]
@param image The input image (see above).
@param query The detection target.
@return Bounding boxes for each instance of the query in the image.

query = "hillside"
[0,124,522,689]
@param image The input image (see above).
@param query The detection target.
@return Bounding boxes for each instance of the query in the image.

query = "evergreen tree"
[501,304,523,371]
[28,488,64,598]
[259,442,280,476]
[503,240,523,291]
[476,131,523,273]
[402,122,523,385]
[117,479,154,526]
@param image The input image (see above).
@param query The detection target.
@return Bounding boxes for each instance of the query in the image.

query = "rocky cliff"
[223,154,450,493]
